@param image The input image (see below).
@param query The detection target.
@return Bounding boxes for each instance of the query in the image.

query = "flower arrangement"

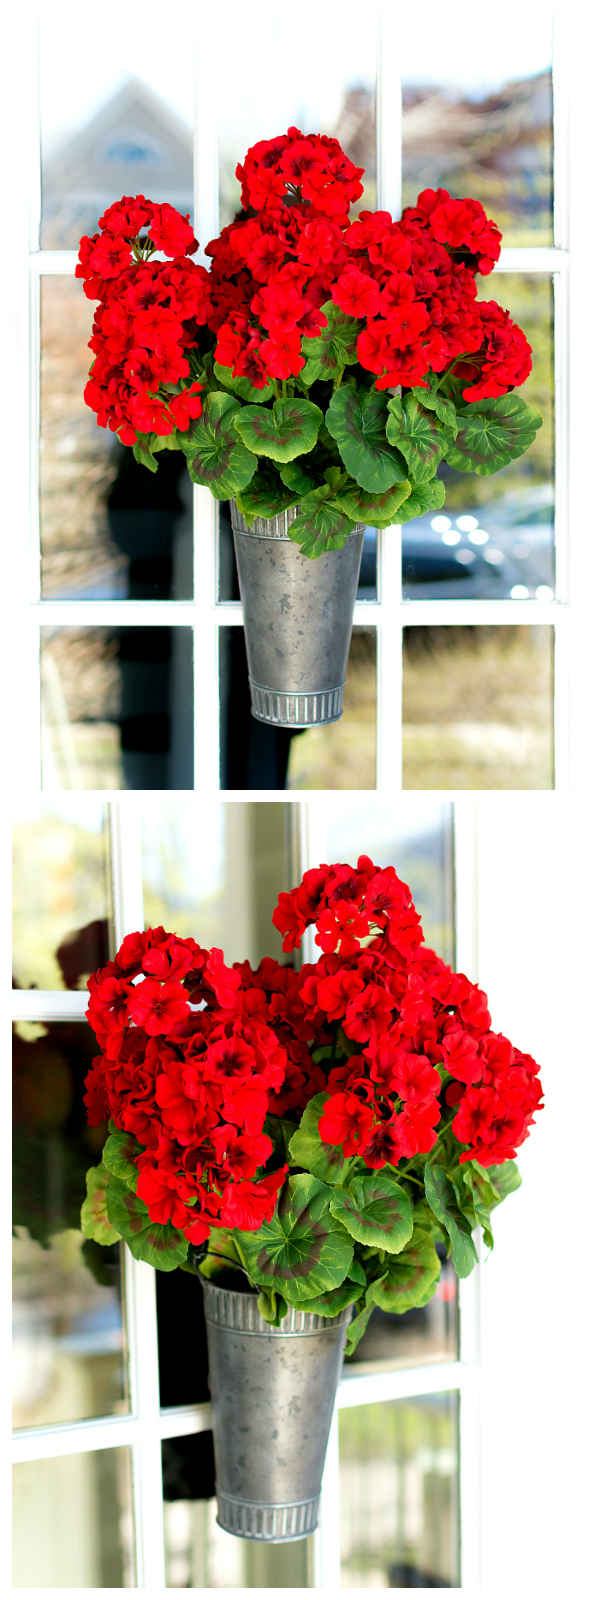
[81,859,543,1351]
[77,127,542,558]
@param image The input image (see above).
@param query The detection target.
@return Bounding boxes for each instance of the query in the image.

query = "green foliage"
[286,487,355,558]
[413,376,459,432]
[300,301,360,387]
[180,390,258,498]
[444,394,543,476]
[105,1174,188,1271]
[233,398,323,462]
[132,434,159,472]
[234,466,297,523]
[81,1164,120,1246]
[391,474,447,522]
[386,393,455,484]
[344,1301,375,1357]
[237,1173,354,1302]
[279,459,318,497]
[367,1228,441,1313]
[101,1129,142,1189]
[336,478,412,527]
[325,385,409,495]
[286,1278,358,1317]
[486,1159,522,1203]
[213,361,274,404]
[329,1173,413,1252]
[288,1092,353,1185]
[424,1161,479,1277]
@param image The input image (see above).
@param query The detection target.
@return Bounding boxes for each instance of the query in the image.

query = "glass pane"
[40,626,194,789]
[40,6,194,248]
[12,797,112,991]
[163,1469,312,1588]
[286,629,377,791]
[142,800,288,967]
[13,1447,135,1586]
[402,624,554,789]
[218,505,377,602]
[323,798,455,964]
[402,274,554,602]
[344,1251,458,1374]
[339,1393,460,1587]
[218,19,377,226]
[400,11,553,245]
[40,277,193,602]
[12,1019,128,1428]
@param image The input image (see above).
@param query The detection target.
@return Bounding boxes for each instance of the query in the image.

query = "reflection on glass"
[344,1253,458,1374]
[402,624,554,789]
[40,278,194,602]
[402,274,554,601]
[40,626,194,789]
[400,15,553,245]
[13,1447,135,1586]
[163,1483,312,1589]
[12,1020,128,1429]
[323,798,454,965]
[12,798,113,991]
[142,800,289,967]
[40,11,194,248]
[286,629,377,791]
[338,1393,459,1587]
[218,17,377,226]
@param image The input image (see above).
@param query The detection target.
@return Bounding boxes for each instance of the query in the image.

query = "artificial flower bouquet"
[77,128,542,559]
[81,859,543,1352]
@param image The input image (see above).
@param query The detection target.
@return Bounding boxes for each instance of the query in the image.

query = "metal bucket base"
[216,1486,320,1542]
[249,680,345,727]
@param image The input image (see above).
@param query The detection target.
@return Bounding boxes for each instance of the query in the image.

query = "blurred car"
[357,482,555,601]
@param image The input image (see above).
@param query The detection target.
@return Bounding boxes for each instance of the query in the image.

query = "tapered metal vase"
[202,1281,353,1541]
[230,501,365,727]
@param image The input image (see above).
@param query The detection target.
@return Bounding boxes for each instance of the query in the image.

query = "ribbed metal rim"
[230,499,365,542]
[216,1486,320,1541]
[201,1281,354,1336]
[249,681,345,727]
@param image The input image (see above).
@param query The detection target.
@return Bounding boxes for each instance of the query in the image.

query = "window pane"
[40,278,193,602]
[163,1466,312,1589]
[40,626,194,789]
[218,18,377,226]
[402,274,554,602]
[338,1393,460,1587]
[323,798,455,965]
[286,629,377,791]
[40,6,194,248]
[13,797,113,991]
[400,11,553,246]
[13,1448,135,1586]
[142,800,288,966]
[12,1019,129,1429]
[402,624,554,789]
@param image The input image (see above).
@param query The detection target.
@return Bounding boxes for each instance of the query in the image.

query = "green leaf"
[237,1173,354,1303]
[196,1228,247,1281]
[367,1228,441,1313]
[288,1092,353,1184]
[386,393,454,483]
[336,479,412,527]
[485,1159,522,1206]
[344,1301,374,1357]
[286,1278,358,1317]
[256,1287,289,1325]
[286,486,354,559]
[233,398,323,463]
[181,390,258,498]
[329,1174,413,1252]
[234,466,298,524]
[325,385,409,495]
[391,474,446,523]
[106,1176,188,1271]
[102,1130,142,1190]
[456,1166,495,1250]
[300,301,361,387]
[412,377,458,433]
[424,1162,478,1278]
[132,433,159,473]
[444,394,543,476]
[347,1257,367,1288]
[81,1164,121,1246]
[279,459,318,496]
[213,360,274,404]
[263,1115,298,1168]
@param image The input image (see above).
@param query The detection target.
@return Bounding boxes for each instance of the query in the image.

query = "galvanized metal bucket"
[202,1281,353,1541]
[230,501,365,728]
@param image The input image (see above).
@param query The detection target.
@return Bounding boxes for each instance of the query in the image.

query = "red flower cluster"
[84,863,543,1248]
[76,195,212,444]
[236,127,365,216]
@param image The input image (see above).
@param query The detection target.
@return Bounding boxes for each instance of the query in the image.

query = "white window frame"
[11,796,481,1588]
[9,6,598,791]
